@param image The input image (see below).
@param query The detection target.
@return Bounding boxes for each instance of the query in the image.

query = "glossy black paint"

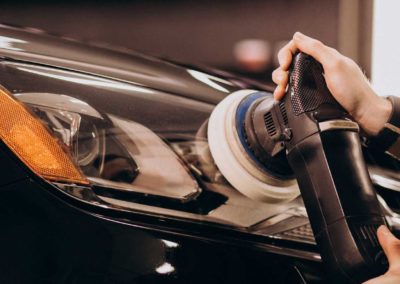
[0,140,324,284]
[0,25,327,283]
[0,24,248,104]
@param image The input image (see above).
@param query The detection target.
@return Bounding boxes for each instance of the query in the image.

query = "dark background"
[0,0,373,82]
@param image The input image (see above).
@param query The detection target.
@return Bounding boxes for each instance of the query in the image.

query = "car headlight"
[3,87,200,202]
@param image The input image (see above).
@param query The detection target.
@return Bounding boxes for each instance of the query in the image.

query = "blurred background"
[0,0,377,85]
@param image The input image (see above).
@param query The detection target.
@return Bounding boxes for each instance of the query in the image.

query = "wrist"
[357,95,393,136]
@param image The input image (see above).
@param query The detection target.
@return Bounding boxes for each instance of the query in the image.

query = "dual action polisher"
[208,52,388,282]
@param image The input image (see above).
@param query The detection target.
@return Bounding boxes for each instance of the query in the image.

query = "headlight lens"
[12,91,200,201]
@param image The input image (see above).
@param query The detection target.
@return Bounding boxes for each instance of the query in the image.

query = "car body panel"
[0,25,242,104]
[0,25,343,283]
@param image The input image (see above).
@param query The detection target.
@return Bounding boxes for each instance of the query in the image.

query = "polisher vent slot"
[264,112,277,136]
[279,101,289,125]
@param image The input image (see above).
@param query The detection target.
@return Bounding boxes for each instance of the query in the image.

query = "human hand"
[363,226,400,284]
[272,32,392,136]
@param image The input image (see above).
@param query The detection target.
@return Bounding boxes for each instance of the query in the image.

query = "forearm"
[367,96,400,159]
[357,95,392,136]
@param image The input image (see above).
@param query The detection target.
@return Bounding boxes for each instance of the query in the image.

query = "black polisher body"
[245,52,388,283]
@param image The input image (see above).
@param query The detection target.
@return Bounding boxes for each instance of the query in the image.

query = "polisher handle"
[288,52,344,118]
[285,52,388,283]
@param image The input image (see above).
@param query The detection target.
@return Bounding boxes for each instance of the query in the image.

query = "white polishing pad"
[208,89,300,203]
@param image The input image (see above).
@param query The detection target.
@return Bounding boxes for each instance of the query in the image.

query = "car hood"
[0,24,251,104]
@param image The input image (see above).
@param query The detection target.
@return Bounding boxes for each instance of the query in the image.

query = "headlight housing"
[16,90,201,201]
[0,61,209,207]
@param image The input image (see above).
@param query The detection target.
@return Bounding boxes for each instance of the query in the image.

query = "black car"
[0,24,398,284]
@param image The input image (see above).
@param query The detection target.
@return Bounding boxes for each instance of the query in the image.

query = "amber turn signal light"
[0,87,88,185]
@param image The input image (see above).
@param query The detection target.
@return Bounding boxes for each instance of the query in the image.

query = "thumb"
[377,225,400,271]
[292,32,334,66]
